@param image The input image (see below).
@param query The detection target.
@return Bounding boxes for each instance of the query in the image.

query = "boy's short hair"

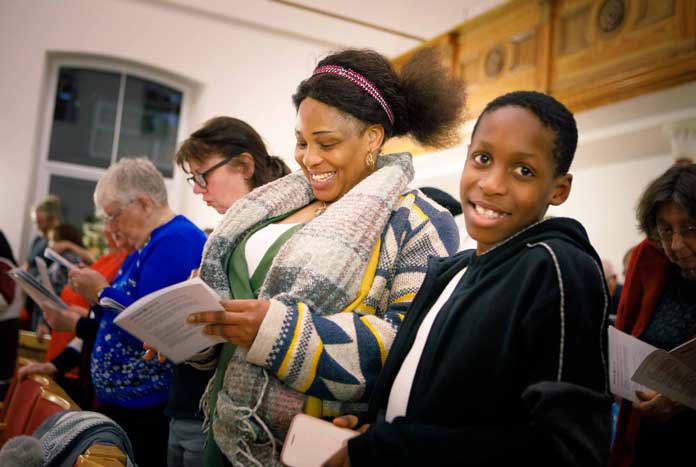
[471,91,577,176]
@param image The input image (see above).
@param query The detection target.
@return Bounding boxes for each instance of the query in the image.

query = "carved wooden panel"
[386,0,696,156]
[454,0,553,118]
[390,33,456,72]
[551,0,696,111]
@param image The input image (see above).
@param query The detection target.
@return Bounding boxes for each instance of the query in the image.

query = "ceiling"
[149,0,506,57]
[282,0,506,42]
[143,0,696,169]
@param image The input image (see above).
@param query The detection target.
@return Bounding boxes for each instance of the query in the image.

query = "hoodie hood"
[459,216,601,272]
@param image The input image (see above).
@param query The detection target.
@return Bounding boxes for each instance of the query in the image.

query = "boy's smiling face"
[460,106,572,255]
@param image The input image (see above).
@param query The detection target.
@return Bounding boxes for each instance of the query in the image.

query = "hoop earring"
[366,150,376,171]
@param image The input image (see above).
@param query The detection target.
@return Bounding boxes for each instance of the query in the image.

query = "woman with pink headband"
[189,48,466,466]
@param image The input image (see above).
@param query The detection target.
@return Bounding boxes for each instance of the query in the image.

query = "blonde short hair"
[94,158,168,212]
[34,195,61,220]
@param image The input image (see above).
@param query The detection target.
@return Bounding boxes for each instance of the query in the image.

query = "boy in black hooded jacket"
[325,91,611,466]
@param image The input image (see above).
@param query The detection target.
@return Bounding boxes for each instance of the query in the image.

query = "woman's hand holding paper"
[143,343,168,363]
[187,299,270,349]
[39,301,82,332]
[634,390,685,421]
[68,266,109,304]
[18,361,58,381]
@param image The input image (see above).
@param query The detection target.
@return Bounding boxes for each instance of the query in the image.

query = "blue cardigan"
[91,215,206,408]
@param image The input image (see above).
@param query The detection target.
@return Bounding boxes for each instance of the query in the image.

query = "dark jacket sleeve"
[51,346,81,374]
[75,316,99,341]
[349,382,611,466]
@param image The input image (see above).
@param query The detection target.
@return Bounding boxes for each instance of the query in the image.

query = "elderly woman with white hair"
[37,158,207,467]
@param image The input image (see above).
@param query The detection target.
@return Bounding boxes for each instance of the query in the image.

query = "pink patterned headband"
[312,65,395,125]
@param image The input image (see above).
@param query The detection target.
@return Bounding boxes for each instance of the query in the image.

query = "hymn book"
[44,247,77,270]
[608,326,696,410]
[112,277,225,363]
[9,268,66,309]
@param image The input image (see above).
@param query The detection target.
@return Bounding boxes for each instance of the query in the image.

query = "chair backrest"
[75,444,127,466]
[0,357,30,422]
[0,377,45,442]
[0,376,18,422]
[24,388,72,436]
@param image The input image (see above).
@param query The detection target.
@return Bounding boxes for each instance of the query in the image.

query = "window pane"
[117,76,181,177]
[48,68,121,168]
[48,175,98,233]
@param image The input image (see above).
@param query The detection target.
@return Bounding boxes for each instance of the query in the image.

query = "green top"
[203,212,303,467]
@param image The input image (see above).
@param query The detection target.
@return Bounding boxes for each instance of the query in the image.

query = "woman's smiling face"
[294,97,378,202]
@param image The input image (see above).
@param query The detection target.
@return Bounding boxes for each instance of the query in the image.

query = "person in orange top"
[22,226,132,408]
[44,230,129,362]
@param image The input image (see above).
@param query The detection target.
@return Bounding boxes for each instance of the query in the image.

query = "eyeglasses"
[186,156,235,189]
[100,199,136,225]
[656,223,696,242]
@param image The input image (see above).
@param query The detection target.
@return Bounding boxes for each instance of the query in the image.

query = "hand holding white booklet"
[608,326,696,410]
[281,414,358,467]
[9,268,66,309]
[44,247,77,270]
[112,277,225,363]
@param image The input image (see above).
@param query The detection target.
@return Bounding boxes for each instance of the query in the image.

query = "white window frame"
[27,55,193,250]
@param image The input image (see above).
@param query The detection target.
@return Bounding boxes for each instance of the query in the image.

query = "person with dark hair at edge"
[185,48,465,466]
[325,91,611,467]
[610,164,696,467]
[0,230,20,399]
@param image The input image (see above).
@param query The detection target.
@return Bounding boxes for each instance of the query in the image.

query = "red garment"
[44,250,129,363]
[610,238,671,467]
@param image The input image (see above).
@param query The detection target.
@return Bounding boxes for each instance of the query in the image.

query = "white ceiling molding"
[132,0,504,57]
[664,119,696,161]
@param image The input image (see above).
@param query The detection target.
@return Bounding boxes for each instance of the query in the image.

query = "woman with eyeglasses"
[143,116,291,467]
[181,48,465,467]
[178,116,291,215]
[611,163,696,467]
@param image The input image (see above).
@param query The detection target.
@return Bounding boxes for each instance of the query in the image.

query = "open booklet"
[9,268,66,309]
[111,277,226,364]
[608,325,696,410]
[44,247,77,270]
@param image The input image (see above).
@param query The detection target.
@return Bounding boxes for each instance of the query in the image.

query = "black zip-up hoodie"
[348,217,612,466]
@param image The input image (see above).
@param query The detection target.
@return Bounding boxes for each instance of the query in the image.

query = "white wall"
[547,153,674,278]
[0,0,335,257]
[413,149,674,278]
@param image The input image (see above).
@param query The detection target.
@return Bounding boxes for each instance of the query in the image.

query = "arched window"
[33,57,190,239]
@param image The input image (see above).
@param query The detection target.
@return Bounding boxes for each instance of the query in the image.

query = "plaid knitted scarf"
[199,153,415,465]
